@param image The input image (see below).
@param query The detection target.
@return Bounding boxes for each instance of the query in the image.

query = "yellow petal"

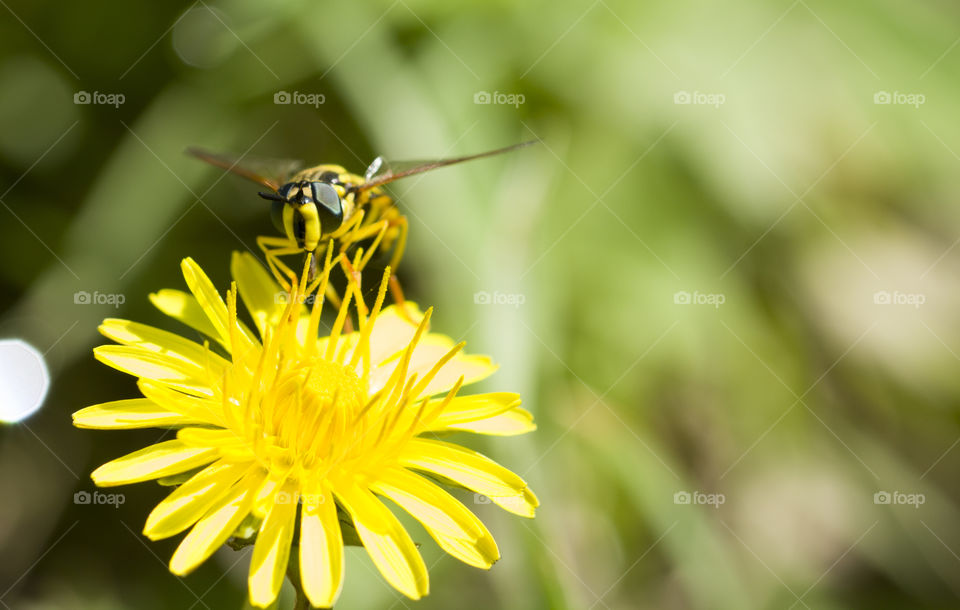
[138,380,225,426]
[299,483,343,608]
[440,408,536,436]
[180,257,258,351]
[176,429,252,464]
[492,487,539,517]
[149,289,225,348]
[370,334,496,397]
[177,427,243,447]
[91,440,217,487]
[432,534,499,569]
[72,398,201,429]
[231,251,283,337]
[408,336,496,398]
[99,318,230,370]
[372,469,499,569]
[170,468,266,575]
[251,473,289,520]
[427,393,520,427]
[248,483,299,608]
[400,439,537,518]
[144,460,252,540]
[367,303,425,363]
[94,346,214,397]
[333,479,428,600]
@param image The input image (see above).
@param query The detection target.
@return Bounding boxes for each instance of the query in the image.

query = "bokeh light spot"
[0,339,50,423]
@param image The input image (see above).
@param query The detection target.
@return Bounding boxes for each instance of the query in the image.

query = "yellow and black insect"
[187,141,533,305]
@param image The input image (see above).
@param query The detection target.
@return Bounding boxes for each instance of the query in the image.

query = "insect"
[187,141,534,308]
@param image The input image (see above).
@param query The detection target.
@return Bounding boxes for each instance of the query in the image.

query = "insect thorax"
[291,164,351,184]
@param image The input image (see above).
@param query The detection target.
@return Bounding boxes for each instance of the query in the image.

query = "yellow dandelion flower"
[73,251,537,608]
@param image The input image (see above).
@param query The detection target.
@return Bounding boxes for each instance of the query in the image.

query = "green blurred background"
[2,0,960,608]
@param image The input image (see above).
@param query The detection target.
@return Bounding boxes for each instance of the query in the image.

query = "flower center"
[256,357,369,471]
[298,357,366,415]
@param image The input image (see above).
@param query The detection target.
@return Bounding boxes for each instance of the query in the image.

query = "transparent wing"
[186,147,304,192]
[357,140,536,192]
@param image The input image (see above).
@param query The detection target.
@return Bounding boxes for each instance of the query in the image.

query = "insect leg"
[257,235,302,291]
[338,217,390,270]
[331,210,367,263]
[358,222,390,270]
[327,208,366,244]
[386,215,408,272]
[257,235,297,247]
[385,216,414,323]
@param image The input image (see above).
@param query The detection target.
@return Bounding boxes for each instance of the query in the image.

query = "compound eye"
[310,182,344,227]
[269,200,285,232]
